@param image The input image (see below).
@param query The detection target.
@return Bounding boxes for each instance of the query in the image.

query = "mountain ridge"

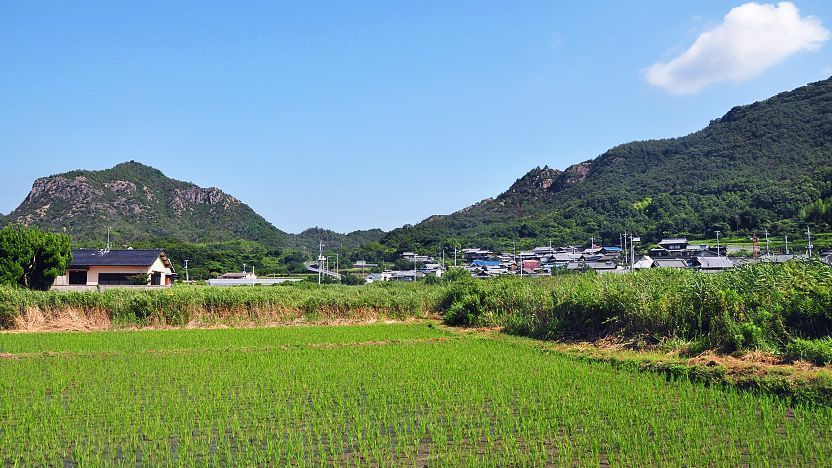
[3,161,389,254]
[381,76,832,251]
[4,161,293,248]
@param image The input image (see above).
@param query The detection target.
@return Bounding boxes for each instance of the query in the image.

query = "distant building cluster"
[454,238,825,278]
[365,251,445,283]
[48,236,832,290]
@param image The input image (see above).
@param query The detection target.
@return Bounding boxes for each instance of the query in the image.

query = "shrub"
[786,338,832,366]
[438,261,832,354]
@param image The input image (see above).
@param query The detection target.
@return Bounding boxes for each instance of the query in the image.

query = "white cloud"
[646,2,830,94]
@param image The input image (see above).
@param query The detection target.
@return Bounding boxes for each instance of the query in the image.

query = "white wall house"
[52,249,175,291]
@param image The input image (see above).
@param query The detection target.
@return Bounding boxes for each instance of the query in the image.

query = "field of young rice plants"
[1,323,830,466]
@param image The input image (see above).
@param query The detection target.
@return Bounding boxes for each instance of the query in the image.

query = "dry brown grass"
[10,306,111,332]
[2,305,440,334]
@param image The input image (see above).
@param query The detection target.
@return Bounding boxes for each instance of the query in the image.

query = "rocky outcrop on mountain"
[383,76,832,249]
[4,161,291,247]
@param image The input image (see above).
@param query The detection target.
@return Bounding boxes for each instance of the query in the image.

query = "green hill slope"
[383,77,832,252]
[4,161,292,248]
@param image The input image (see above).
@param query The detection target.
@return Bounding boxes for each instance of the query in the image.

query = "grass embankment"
[3,262,831,403]
[0,282,441,330]
[440,261,832,404]
[1,324,830,465]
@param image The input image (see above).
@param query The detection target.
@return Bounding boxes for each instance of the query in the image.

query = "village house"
[690,256,734,272]
[632,255,654,270]
[649,238,720,258]
[390,271,425,282]
[651,258,690,269]
[52,249,175,290]
[649,238,689,257]
[461,248,494,262]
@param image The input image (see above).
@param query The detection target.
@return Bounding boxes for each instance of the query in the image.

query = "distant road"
[305,263,342,280]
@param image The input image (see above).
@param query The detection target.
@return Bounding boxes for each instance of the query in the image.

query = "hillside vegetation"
[384,77,832,252]
[4,161,292,248]
[2,162,389,276]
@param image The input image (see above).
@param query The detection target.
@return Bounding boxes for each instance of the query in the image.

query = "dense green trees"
[381,77,832,252]
[0,225,72,290]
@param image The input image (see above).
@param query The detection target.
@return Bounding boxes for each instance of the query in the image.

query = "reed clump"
[0,282,442,329]
[440,260,832,354]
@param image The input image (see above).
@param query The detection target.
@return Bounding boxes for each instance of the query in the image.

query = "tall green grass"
[4,261,832,357]
[440,261,832,353]
[0,282,442,328]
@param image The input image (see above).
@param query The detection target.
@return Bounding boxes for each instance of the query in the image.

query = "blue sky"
[2,1,831,233]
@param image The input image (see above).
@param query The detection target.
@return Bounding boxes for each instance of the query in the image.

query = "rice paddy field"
[1,323,830,466]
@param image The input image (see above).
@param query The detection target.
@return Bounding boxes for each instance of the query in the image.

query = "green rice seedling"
[1,323,831,465]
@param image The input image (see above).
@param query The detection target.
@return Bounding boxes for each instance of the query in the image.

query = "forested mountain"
[4,161,293,248]
[1,162,388,278]
[8,76,832,262]
[294,227,386,254]
[382,77,832,252]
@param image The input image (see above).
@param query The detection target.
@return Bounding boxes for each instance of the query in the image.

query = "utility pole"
[764,229,770,258]
[335,253,339,276]
[184,260,190,283]
[453,247,457,267]
[785,235,789,255]
[630,235,640,272]
[807,227,814,258]
[622,232,627,268]
[715,230,721,257]
[106,227,111,252]
[318,240,325,285]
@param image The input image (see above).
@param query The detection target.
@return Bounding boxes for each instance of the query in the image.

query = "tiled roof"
[658,238,688,244]
[70,249,168,268]
[694,257,734,269]
[652,259,689,268]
